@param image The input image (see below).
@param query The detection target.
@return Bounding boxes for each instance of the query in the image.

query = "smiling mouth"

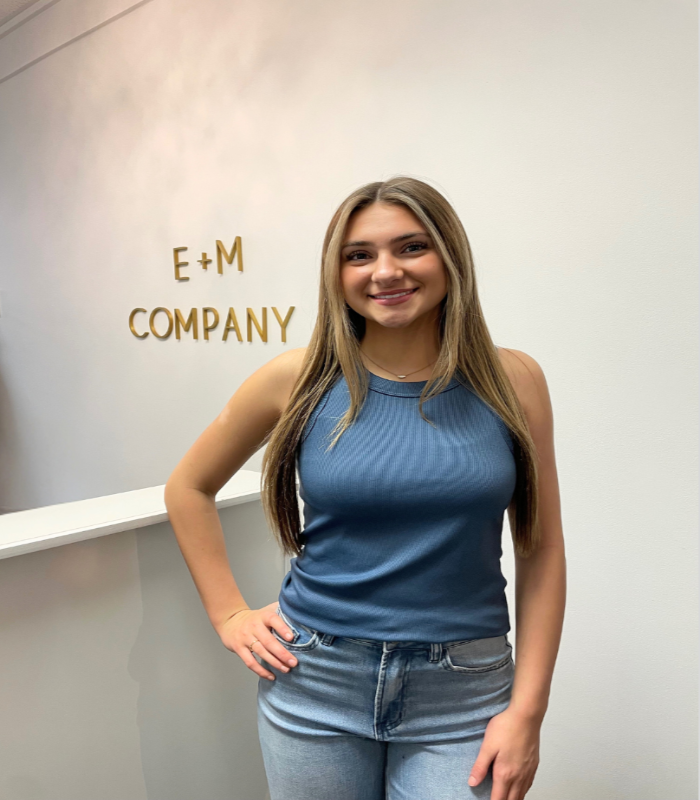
[368,288,418,299]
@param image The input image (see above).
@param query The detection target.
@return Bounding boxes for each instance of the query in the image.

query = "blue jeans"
[257,605,514,799]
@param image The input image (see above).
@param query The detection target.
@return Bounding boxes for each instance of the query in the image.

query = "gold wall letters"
[175,308,198,340]
[247,307,267,342]
[129,308,148,338]
[223,308,243,342]
[132,239,293,344]
[202,307,220,340]
[129,307,295,342]
[149,308,174,338]
[173,248,189,281]
[271,306,294,343]
[216,237,243,274]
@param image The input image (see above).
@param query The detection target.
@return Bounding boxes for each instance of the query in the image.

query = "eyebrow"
[342,231,428,248]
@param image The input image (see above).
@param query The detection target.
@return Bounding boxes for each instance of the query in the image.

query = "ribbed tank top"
[277,369,517,642]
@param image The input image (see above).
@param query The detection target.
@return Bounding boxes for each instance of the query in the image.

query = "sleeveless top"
[277,369,517,642]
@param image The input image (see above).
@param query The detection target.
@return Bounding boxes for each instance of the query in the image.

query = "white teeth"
[373,289,414,299]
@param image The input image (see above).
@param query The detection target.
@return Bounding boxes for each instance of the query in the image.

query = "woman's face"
[340,202,448,331]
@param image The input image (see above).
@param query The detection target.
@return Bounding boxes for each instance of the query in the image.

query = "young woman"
[164,176,566,800]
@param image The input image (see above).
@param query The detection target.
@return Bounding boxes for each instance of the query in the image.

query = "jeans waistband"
[276,605,492,663]
[340,637,445,661]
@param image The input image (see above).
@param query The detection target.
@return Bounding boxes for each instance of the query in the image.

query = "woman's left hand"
[467,706,541,800]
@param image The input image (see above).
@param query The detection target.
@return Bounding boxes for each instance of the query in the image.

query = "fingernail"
[288,659,297,666]
[468,776,477,786]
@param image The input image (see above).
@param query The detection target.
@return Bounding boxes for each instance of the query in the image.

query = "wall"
[0,500,283,800]
[0,0,697,798]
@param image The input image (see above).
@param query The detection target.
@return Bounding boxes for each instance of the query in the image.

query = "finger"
[519,771,536,798]
[489,773,512,800]
[265,623,301,663]
[263,617,302,665]
[506,779,528,800]
[266,614,296,643]
[490,763,518,800]
[468,744,496,787]
[236,644,276,681]
[254,631,299,672]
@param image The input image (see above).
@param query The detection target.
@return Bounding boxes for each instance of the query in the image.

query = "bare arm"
[505,349,567,723]
[163,347,305,640]
[468,348,566,800]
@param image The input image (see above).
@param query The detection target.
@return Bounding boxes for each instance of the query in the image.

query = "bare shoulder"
[241,346,308,415]
[164,347,309,497]
[496,347,550,416]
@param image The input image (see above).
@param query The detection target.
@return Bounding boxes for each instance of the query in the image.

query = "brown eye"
[346,251,369,261]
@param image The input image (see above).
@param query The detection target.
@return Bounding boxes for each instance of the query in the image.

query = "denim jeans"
[257,605,514,799]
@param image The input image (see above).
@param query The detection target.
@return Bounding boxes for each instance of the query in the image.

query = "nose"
[371,249,403,282]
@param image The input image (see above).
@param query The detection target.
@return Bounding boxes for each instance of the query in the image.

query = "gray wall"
[0,501,283,800]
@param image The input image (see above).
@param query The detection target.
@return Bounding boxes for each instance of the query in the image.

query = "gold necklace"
[360,349,437,380]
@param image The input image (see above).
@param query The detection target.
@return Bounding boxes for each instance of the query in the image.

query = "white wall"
[0,500,283,800]
[0,1,697,798]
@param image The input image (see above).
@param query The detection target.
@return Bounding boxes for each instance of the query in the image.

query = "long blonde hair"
[261,176,541,558]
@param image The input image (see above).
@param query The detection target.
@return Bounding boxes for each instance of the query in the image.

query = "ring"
[248,638,259,652]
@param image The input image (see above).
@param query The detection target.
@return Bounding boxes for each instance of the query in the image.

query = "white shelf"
[0,470,262,560]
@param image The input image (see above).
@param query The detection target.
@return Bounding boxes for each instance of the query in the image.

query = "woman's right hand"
[217,602,299,680]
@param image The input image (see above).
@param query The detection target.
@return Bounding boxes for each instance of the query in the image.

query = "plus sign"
[198,253,212,270]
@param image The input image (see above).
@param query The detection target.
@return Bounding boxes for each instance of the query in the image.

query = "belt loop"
[321,632,336,646]
[429,642,443,662]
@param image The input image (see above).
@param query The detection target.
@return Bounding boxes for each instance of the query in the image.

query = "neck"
[359,314,442,379]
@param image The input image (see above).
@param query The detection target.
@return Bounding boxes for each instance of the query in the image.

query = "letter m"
[216,237,243,274]
[175,308,198,340]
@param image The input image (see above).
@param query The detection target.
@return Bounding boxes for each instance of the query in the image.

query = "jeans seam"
[373,651,389,740]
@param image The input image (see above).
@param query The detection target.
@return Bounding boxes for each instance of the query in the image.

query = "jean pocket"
[441,635,513,673]
[271,606,321,651]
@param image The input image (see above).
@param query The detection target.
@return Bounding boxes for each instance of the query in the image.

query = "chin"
[371,314,415,329]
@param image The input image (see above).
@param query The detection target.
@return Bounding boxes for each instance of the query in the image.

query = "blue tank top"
[277,369,517,642]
